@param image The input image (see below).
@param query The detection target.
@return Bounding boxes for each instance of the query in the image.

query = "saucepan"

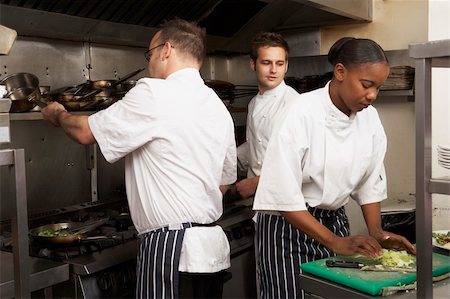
[0,73,46,112]
[29,218,111,245]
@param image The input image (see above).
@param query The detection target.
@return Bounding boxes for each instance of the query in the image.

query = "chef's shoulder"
[285,87,323,116]
[355,105,386,139]
[134,77,167,91]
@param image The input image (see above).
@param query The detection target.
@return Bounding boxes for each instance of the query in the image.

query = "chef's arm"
[281,210,382,258]
[235,176,259,198]
[220,185,230,195]
[41,101,96,145]
[361,202,416,254]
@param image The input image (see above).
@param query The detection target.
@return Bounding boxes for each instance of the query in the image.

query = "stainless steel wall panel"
[0,37,88,89]
[0,121,91,219]
[88,44,147,81]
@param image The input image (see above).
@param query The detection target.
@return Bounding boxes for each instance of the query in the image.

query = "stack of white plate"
[437,144,450,170]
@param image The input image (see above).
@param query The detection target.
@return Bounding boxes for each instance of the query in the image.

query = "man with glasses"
[41,18,237,299]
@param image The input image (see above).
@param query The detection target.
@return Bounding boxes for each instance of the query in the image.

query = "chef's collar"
[258,80,287,97]
[323,81,356,121]
[166,68,203,83]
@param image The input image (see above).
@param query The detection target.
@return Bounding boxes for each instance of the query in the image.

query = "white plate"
[432,230,450,251]
[438,161,450,169]
[438,163,450,170]
[437,144,450,153]
[437,151,450,158]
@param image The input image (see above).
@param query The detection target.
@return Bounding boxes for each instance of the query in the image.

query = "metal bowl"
[0,73,40,112]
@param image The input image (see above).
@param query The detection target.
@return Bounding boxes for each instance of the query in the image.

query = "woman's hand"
[327,235,383,258]
[372,230,416,255]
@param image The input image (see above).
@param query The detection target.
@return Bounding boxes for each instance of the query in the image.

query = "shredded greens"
[375,249,416,268]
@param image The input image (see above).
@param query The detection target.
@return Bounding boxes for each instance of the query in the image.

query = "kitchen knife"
[326,259,416,272]
[326,259,365,268]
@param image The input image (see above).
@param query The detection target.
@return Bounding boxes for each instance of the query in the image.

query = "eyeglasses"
[144,43,165,61]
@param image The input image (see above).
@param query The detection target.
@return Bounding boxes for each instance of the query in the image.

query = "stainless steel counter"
[0,251,69,298]
[300,273,450,298]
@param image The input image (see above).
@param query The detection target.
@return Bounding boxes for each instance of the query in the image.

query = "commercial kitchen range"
[0,196,256,298]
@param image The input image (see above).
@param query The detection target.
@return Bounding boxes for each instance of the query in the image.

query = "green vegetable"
[37,228,72,237]
[375,249,416,268]
[432,232,450,246]
[38,228,55,237]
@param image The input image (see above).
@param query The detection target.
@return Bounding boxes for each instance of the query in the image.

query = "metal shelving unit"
[409,39,450,299]
[0,149,30,298]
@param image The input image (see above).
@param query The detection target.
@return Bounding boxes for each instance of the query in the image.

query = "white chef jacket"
[237,81,300,178]
[254,82,387,212]
[88,68,237,272]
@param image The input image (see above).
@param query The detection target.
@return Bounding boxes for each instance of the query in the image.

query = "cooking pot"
[29,218,110,245]
[1,73,41,112]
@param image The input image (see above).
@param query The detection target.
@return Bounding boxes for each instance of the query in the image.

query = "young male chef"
[235,31,300,297]
[235,31,299,199]
[41,18,237,299]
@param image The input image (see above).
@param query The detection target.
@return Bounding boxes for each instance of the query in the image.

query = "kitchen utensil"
[1,73,41,112]
[29,218,110,245]
[326,259,416,272]
[91,79,116,89]
[27,93,47,108]
[121,80,137,91]
[76,68,144,100]
[326,259,365,269]
[54,218,109,236]
[301,253,450,296]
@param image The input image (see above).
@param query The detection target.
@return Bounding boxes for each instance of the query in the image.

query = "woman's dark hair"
[158,18,206,65]
[328,37,388,68]
[249,32,289,62]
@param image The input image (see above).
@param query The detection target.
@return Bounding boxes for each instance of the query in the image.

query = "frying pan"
[76,68,144,100]
[29,218,110,245]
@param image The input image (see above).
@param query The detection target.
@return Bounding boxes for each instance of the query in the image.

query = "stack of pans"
[48,80,124,111]
[47,68,144,111]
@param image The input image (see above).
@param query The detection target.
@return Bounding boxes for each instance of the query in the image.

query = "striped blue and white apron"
[136,223,194,299]
[255,206,349,299]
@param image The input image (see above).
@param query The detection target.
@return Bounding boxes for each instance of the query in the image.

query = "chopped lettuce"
[375,249,416,268]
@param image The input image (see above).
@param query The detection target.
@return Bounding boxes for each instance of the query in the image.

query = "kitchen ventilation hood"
[0,0,372,54]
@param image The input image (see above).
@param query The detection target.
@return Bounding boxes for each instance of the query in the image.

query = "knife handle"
[326,259,365,268]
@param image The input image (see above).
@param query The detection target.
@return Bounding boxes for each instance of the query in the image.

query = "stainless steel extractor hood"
[0,0,372,54]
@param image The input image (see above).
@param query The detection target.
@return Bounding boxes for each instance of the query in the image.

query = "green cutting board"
[300,252,450,296]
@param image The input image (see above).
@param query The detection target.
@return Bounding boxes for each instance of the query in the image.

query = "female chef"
[252,37,416,299]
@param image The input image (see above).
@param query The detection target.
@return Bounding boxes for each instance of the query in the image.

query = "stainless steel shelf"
[409,38,450,299]
[429,176,450,195]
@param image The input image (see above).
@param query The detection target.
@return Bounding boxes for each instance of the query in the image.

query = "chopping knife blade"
[326,259,365,268]
[326,259,416,272]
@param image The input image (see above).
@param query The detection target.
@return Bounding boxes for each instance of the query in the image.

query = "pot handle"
[27,93,47,108]
[77,68,145,100]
